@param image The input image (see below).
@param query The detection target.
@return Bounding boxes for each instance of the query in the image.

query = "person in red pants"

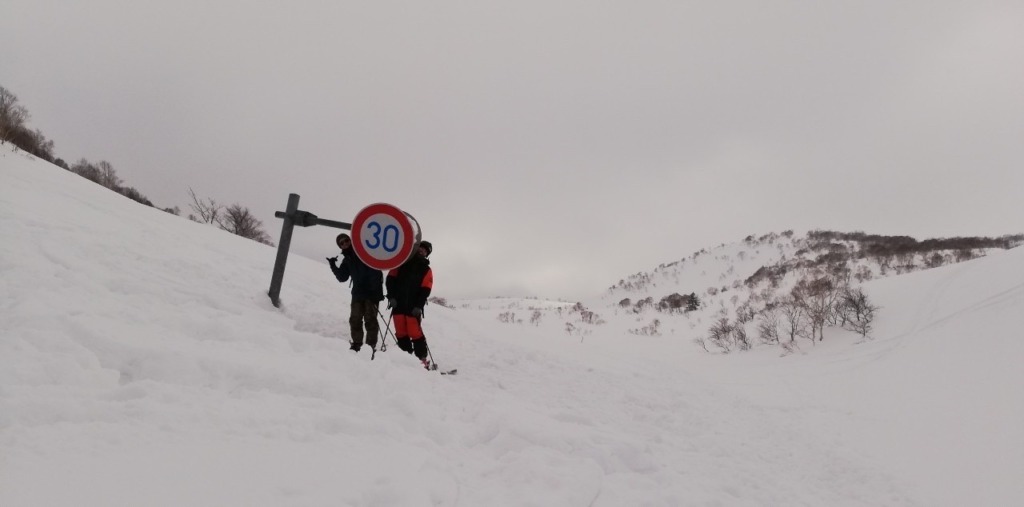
[385,241,434,368]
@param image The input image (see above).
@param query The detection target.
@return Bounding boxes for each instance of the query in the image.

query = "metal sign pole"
[268,193,300,307]
[268,193,353,308]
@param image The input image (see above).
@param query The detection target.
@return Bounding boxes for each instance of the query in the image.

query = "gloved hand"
[327,256,338,266]
[411,307,422,317]
[387,298,396,309]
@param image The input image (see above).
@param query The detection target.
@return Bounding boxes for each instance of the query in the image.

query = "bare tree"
[0,86,29,144]
[954,249,975,263]
[96,160,122,189]
[733,324,751,351]
[219,203,274,245]
[658,293,688,313]
[6,127,54,160]
[792,274,841,342]
[778,297,809,345]
[757,306,780,344]
[187,187,222,225]
[840,287,878,338]
[119,186,154,206]
[926,252,946,268]
[29,129,55,160]
[71,159,102,184]
[735,303,756,325]
[73,159,122,190]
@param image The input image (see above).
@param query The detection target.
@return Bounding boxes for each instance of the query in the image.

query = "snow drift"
[2,146,1022,506]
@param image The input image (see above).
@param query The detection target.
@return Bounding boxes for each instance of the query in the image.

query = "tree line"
[1,84,272,245]
[699,268,879,354]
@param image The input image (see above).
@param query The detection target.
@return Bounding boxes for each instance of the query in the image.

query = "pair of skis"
[375,308,455,375]
[423,361,458,375]
[361,345,457,375]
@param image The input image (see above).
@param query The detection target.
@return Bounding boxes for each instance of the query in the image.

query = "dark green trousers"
[349,299,380,347]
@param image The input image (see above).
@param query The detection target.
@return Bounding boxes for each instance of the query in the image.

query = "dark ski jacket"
[331,248,384,302]
[386,254,432,313]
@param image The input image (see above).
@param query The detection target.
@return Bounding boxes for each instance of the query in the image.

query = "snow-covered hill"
[603,229,1019,311]
[3,146,1022,506]
[492,228,1022,352]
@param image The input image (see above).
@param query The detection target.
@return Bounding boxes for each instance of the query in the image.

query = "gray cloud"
[3,1,1022,299]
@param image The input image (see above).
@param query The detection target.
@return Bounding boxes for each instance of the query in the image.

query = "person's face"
[418,246,427,257]
[337,236,352,249]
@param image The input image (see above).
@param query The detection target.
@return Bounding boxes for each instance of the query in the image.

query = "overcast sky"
[3,0,1022,299]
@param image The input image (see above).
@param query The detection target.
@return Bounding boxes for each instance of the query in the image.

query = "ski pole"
[367,302,387,360]
[425,341,439,371]
[376,306,398,349]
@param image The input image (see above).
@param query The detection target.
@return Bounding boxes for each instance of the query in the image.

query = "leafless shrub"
[954,249,976,262]
[428,296,451,308]
[745,264,789,288]
[707,317,734,353]
[530,310,542,325]
[853,265,873,283]
[735,303,755,325]
[926,252,946,268]
[779,340,801,356]
[580,310,604,325]
[497,311,519,324]
[630,319,661,336]
[658,293,689,313]
[188,187,222,224]
[633,296,654,313]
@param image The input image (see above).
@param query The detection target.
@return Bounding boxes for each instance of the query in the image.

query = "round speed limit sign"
[351,203,421,270]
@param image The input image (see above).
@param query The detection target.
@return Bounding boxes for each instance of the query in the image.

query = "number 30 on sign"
[351,203,422,271]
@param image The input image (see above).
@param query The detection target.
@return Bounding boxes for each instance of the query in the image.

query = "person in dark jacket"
[385,240,434,368]
[328,233,384,352]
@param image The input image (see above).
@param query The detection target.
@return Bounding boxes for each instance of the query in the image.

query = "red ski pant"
[392,314,424,340]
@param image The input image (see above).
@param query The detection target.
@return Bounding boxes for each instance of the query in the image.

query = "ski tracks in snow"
[418,311,921,507]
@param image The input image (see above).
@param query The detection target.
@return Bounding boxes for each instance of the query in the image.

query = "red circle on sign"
[351,203,415,271]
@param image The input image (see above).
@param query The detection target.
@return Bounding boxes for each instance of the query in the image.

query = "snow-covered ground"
[2,146,1022,506]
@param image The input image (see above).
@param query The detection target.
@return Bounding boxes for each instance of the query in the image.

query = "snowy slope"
[603,234,794,302]
[2,146,1022,506]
